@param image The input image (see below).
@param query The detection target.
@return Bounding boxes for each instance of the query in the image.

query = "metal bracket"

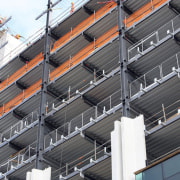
[75,127,85,138]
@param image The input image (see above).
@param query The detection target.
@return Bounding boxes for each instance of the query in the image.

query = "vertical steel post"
[117,0,130,117]
[36,0,52,169]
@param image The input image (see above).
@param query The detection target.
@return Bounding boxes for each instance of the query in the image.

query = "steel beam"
[82,61,103,77]
[15,81,28,90]
[125,31,138,44]
[9,177,24,180]
[45,120,58,131]
[122,4,133,15]
[174,34,180,45]
[12,110,25,120]
[50,32,60,41]
[83,32,94,42]
[117,0,130,117]
[9,142,23,151]
[82,94,97,106]
[47,87,63,99]
[168,2,180,14]
[84,131,110,148]
[49,57,59,67]
[36,0,52,170]
[18,55,29,63]
[85,174,105,180]
[83,5,94,15]
[43,156,60,169]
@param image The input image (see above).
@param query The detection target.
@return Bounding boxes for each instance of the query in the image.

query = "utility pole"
[117,0,130,117]
[36,0,52,169]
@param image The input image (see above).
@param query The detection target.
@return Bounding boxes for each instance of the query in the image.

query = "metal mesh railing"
[130,52,180,97]
[0,1,116,93]
[0,24,119,117]
[52,140,111,179]
[128,15,180,61]
[0,0,89,72]
[44,89,121,149]
[46,56,119,115]
[0,110,39,144]
[0,141,36,175]
[145,99,180,130]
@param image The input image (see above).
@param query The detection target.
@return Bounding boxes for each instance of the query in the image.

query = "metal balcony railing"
[45,55,120,115]
[0,1,116,92]
[0,141,36,176]
[128,15,180,61]
[145,99,180,130]
[0,0,89,70]
[0,88,120,176]
[0,110,39,144]
[0,25,119,116]
[44,89,121,149]
[129,52,180,97]
[52,140,111,179]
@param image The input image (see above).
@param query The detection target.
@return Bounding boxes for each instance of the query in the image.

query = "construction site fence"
[55,140,111,179]
[128,14,180,61]
[145,99,180,130]
[0,141,36,175]
[44,89,121,149]
[0,110,39,144]
[130,50,180,97]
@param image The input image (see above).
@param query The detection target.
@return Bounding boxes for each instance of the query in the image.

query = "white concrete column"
[111,115,146,180]
[26,167,51,180]
[111,121,123,180]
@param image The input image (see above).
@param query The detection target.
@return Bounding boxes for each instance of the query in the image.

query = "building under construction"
[0,0,180,179]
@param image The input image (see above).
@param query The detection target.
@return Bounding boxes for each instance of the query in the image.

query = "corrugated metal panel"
[126,6,177,42]
[0,57,24,82]
[0,113,19,132]
[86,110,121,141]
[131,76,180,122]
[46,135,94,163]
[0,84,22,105]
[85,9,117,39]
[85,74,121,104]
[51,35,89,65]
[128,39,180,75]
[124,0,150,12]
[146,117,180,161]
[0,145,17,164]
[12,127,38,148]
[46,98,91,128]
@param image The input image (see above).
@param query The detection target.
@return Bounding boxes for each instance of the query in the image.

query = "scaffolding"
[0,0,180,179]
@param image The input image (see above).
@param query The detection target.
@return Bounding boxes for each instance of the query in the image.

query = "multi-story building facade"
[0,0,180,179]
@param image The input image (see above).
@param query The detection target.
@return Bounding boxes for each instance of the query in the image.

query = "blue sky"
[0,0,82,40]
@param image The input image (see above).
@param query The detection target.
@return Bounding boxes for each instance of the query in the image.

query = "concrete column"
[26,167,51,180]
[111,115,146,180]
